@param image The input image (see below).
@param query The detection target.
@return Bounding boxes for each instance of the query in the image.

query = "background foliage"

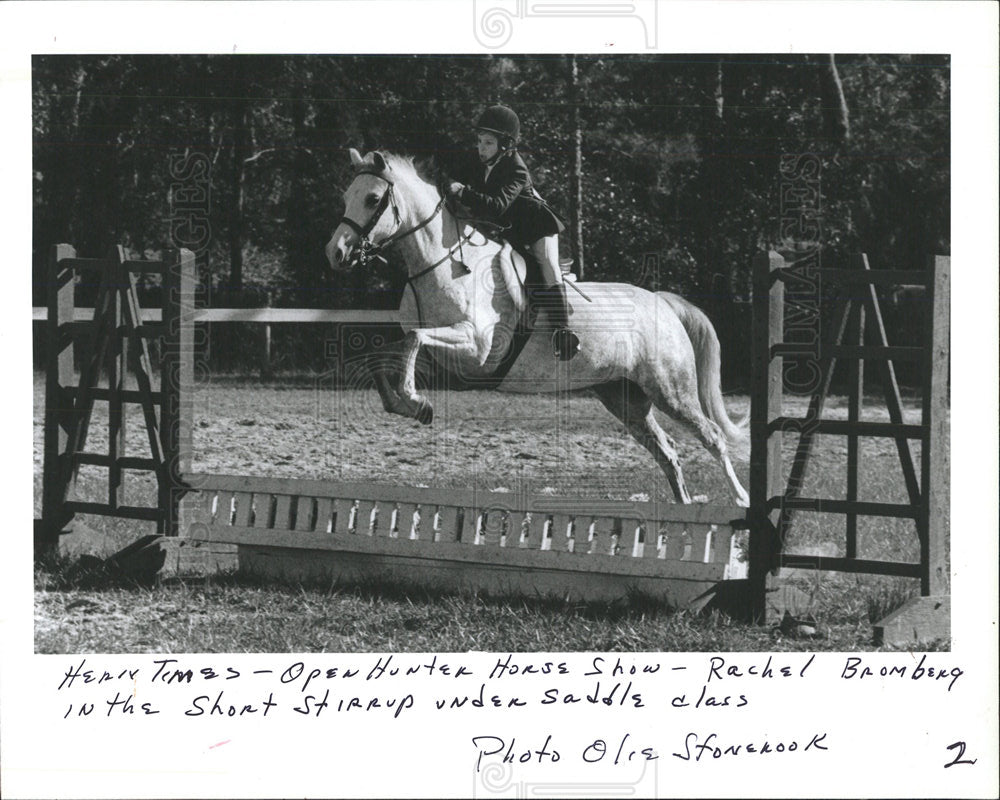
[32,54,949,384]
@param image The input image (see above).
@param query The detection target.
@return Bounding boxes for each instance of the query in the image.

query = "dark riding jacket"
[456,150,565,247]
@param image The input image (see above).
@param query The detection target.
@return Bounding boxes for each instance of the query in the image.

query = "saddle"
[500,240,574,285]
[470,242,581,385]
[444,192,577,286]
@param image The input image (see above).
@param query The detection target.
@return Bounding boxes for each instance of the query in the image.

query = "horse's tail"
[657,291,750,460]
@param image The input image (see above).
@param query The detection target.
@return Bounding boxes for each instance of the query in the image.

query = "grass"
[34,559,946,654]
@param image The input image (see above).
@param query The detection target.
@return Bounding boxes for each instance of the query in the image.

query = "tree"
[821,54,851,144]
[567,55,585,277]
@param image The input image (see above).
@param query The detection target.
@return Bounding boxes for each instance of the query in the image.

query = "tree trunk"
[287,62,310,299]
[714,59,724,120]
[821,54,851,143]
[703,59,735,378]
[229,102,249,295]
[48,61,87,247]
[568,55,585,278]
[700,59,729,287]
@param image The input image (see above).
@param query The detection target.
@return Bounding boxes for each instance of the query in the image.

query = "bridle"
[337,163,446,271]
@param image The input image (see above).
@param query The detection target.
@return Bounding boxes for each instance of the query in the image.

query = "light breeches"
[530,235,562,286]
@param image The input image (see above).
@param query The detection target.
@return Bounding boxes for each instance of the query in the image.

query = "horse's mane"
[379,151,445,196]
[378,150,505,252]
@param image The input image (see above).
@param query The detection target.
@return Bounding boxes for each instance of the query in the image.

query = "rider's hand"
[446,181,464,196]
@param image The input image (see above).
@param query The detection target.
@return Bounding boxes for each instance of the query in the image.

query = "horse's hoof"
[415,399,434,425]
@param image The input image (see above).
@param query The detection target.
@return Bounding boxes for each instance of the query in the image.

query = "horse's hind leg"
[680,410,748,507]
[592,379,694,504]
[641,379,749,507]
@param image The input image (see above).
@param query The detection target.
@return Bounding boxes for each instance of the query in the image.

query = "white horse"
[326,149,749,506]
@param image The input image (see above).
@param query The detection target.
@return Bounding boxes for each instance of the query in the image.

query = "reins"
[404,204,505,326]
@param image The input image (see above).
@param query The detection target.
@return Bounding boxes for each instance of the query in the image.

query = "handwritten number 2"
[944,741,976,768]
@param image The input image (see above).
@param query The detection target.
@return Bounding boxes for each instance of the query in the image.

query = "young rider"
[446,105,580,361]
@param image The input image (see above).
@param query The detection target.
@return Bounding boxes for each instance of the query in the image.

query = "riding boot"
[543,282,580,361]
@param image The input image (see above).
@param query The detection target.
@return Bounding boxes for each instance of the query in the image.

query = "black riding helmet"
[474,105,520,147]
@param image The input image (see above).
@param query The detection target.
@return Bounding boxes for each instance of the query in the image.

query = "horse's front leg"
[397,321,480,425]
[360,339,406,416]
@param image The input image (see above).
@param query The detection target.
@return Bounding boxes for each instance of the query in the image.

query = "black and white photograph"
[30,52,954,650]
[3,2,997,798]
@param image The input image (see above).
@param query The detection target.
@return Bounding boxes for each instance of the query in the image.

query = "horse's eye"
[365,193,380,208]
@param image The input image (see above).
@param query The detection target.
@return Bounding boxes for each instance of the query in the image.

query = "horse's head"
[326,148,401,270]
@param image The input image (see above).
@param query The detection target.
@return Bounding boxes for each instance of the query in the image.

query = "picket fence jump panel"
[178,472,747,606]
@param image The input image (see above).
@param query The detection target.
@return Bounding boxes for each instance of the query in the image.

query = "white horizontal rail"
[32,307,400,324]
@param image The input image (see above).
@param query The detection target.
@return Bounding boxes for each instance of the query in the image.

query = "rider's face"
[476,132,500,163]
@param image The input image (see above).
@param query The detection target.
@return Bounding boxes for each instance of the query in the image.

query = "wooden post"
[845,254,866,560]
[107,246,128,512]
[262,289,273,380]
[160,248,196,536]
[873,255,950,645]
[38,244,78,556]
[748,251,784,621]
[921,255,949,597]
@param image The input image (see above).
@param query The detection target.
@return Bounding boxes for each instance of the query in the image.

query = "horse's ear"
[348,148,363,167]
[372,151,388,173]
